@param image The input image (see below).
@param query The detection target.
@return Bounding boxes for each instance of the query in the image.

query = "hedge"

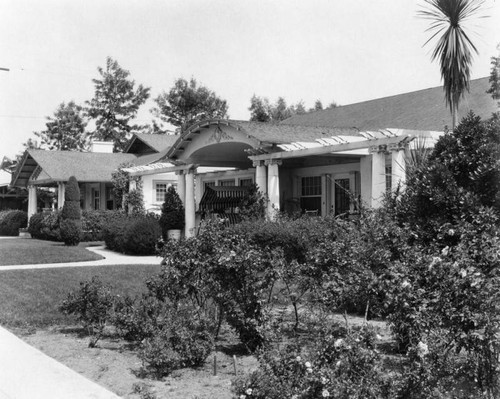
[0,210,28,236]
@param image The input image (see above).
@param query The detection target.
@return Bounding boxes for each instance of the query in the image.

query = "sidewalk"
[0,326,121,399]
[0,245,162,271]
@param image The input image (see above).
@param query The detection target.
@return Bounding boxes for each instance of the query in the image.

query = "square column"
[176,170,186,204]
[57,182,65,209]
[389,143,407,192]
[265,159,282,219]
[185,170,196,238]
[27,185,37,220]
[252,160,267,195]
[369,145,387,208]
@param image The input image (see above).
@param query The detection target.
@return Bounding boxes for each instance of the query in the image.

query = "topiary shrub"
[102,213,129,252]
[28,211,62,241]
[60,176,82,246]
[0,210,28,236]
[81,209,123,241]
[123,217,161,255]
[28,212,45,239]
[159,186,184,239]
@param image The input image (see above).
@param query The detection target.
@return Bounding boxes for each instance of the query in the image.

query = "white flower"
[321,376,328,384]
[375,334,382,340]
[296,356,301,362]
[240,396,246,399]
[333,338,344,348]
[307,367,313,373]
[305,361,311,368]
[401,280,411,289]
[322,389,330,397]
[441,246,450,256]
[291,395,298,399]
[245,388,253,395]
[336,360,341,367]
[460,269,467,278]
[448,229,455,236]
[417,341,429,357]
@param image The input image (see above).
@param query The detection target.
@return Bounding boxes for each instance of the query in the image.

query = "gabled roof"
[283,77,498,131]
[124,133,179,154]
[12,150,138,187]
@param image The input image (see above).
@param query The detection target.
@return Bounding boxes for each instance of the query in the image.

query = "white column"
[266,159,282,219]
[176,171,186,205]
[253,160,267,195]
[27,185,37,220]
[57,182,65,209]
[370,145,387,208]
[185,170,196,238]
[390,144,406,193]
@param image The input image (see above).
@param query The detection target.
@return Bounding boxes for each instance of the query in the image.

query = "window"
[155,182,168,202]
[219,179,235,187]
[300,176,322,214]
[239,178,253,187]
[93,189,100,210]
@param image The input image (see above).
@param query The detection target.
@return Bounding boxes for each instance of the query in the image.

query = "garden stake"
[213,354,217,376]
[233,355,237,375]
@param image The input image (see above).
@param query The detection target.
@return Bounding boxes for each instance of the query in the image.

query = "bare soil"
[20,326,259,399]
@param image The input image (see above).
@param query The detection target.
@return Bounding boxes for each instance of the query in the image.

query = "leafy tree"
[487,44,500,103]
[249,95,271,122]
[419,0,484,130]
[152,77,228,132]
[310,99,323,112]
[270,97,292,121]
[34,101,88,151]
[86,57,150,152]
[327,100,340,109]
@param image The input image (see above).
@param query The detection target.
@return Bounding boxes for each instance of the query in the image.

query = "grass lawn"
[0,238,104,266]
[0,264,161,328]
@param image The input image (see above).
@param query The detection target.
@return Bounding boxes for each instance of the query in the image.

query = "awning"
[199,186,250,213]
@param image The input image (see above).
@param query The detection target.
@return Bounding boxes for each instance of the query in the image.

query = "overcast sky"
[1,0,499,159]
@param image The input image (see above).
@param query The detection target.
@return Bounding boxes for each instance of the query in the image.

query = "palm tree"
[419,0,484,130]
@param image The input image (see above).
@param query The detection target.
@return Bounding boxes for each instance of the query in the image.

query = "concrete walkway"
[0,326,121,399]
[0,245,162,271]
[0,242,162,398]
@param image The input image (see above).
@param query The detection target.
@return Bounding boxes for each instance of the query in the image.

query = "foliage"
[419,0,484,128]
[111,162,134,211]
[34,101,88,151]
[0,210,28,236]
[139,307,214,378]
[86,57,150,152]
[59,276,115,347]
[28,211,62,241]
[102,213,161,255]
[152,77,228,132]
[124,181,145,216]
[123,217,161,255]
[237,184,267,221]
[159,186,184,237]
[487,43,500,102]
[233,322,392,399]
[81,209,122,241]
[60,176,82,246]
[60,219,83,246]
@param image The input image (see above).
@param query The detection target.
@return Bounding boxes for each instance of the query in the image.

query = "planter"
[167,229,182,241]
[18,228,31,239]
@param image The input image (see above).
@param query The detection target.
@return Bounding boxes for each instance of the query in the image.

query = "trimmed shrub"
[123,217,161,255]
[60,176,82,246]
[103,214,161,255]
[0,210,28,236]
[28,211,62,241]
[60,219,82,246]
[159,186,184,239]
[81,210,123,241]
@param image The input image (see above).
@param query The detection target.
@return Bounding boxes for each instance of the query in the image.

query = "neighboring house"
[11,135,178,218]
[123,77,498,237]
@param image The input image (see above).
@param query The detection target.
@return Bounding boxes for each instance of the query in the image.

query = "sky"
[1,0,499,160]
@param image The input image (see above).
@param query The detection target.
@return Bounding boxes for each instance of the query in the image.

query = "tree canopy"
[152,77,228,133]
[86,57,150,152]
[34,101,88,151]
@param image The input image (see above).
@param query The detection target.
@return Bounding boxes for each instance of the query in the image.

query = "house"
[11,135,179,218]
[11,77,498,237]
[123,77,498,237]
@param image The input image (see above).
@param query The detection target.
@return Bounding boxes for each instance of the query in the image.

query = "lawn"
[0,264,161,327]
[0,238,104,266]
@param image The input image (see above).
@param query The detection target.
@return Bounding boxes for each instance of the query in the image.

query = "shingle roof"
[12,150,139,187]
[125,133,179,153]
[283,77,498,131]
